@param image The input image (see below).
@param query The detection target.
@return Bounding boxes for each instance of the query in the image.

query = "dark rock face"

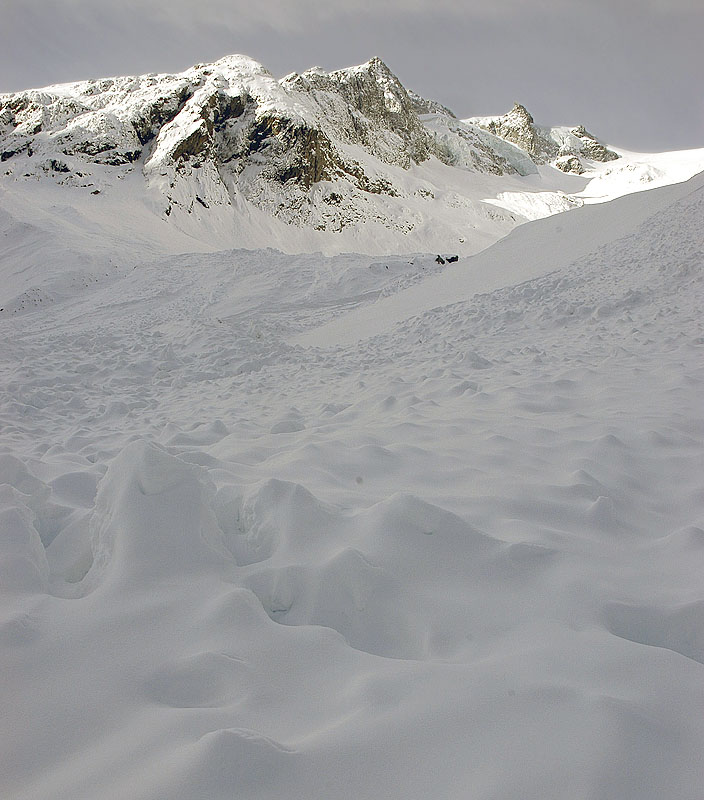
[165,90,248,164]
[1,140,32,161]
[171,124,212,162]
[324,57,432,165]
[282,57,437,169]
[130,86,193,145]
[47,159,70,173]
[248,117,337,187]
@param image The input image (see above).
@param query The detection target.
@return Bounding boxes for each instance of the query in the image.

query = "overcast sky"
[2,0,702,151]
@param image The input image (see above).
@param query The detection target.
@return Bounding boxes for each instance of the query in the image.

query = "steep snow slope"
[295,168,704,346]
[1,165,703,799]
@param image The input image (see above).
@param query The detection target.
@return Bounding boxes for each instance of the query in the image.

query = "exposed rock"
[471,103,619,170]
[479,103,545,159]
[427,114,537,177]
[45,158,70,173]
[1,139,32,161]
[130,86,194,145]
[283,57,435,168]
[407,90,457,119]
[171,123,211,162]
[251,118,337,187]
[569,125,619,162]
[555,155,585,174]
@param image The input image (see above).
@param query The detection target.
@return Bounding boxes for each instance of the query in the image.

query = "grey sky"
[1,0,702,151]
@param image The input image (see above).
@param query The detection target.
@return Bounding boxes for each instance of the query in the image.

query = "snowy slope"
[294,167,704,347]
[1,133,704,800]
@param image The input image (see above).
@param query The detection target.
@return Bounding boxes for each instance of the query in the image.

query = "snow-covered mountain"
[4,54,696,266]
[2,54,704,323]
[467,103,619,173]
[0,55,611,205]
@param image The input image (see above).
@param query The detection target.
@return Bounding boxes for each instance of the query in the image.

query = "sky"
[1,0,702,152]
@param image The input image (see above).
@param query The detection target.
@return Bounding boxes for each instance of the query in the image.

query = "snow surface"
[577,146,704,201]
[2,131,704,797]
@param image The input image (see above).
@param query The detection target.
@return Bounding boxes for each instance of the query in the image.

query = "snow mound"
[82,440,229,591]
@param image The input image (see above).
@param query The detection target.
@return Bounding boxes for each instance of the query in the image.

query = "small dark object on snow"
[49,159,70,173]
[435,255,445,265]
[446,255,459,263]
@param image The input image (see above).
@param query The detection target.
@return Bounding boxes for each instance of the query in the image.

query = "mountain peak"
[509,103,534,125]
[360,55,393,75]
[203,54,272,79]
[468,102,619,173]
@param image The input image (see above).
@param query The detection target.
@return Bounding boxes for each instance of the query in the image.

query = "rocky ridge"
[469,103,619,174]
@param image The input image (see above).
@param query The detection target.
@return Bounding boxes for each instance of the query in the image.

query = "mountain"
[1,54,703,320]
[467,103,619,174]
[2,54,678,263]
[0,55,613,194]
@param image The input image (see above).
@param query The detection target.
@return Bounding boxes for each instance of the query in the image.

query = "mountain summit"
[468,103,619,174]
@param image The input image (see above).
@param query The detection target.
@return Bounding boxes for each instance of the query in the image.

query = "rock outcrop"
[478,104,543,158]
[469,103,619,174]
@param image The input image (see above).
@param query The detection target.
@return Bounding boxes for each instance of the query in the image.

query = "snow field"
[1,172,704,798]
